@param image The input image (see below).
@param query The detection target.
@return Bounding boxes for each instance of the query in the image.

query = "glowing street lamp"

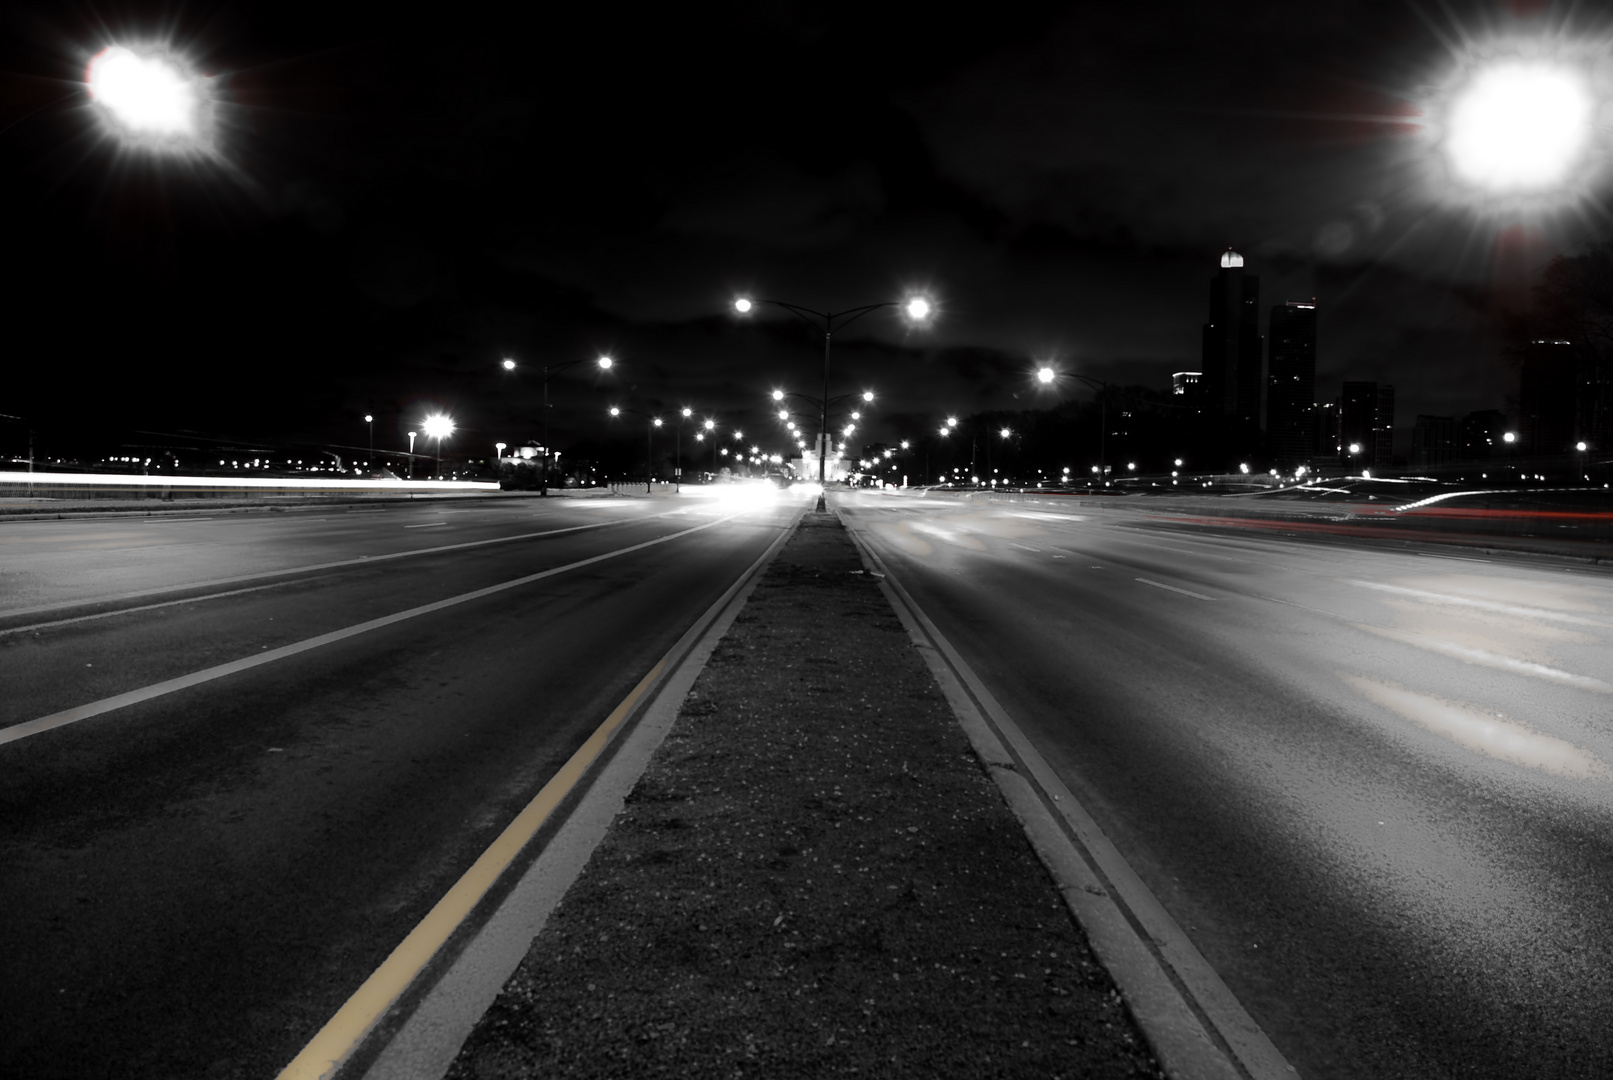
[1444,62,1593,193]
[406,430,417,479]
[422,414,454,478]
[86,45,211,149]
[363,413,374,472]
[734,291,934,507]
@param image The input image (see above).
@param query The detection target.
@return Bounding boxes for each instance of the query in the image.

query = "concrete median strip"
[419,511,1193,1079]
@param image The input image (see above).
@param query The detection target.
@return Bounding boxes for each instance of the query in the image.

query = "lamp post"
[423,414,454,479]
[406,430,417,479]
[675,407,694,492]
[363,413,374,474]
[1039,366,1111,489]
[609,406,663,494]
[503,355,613,497]
[736,293,932,510]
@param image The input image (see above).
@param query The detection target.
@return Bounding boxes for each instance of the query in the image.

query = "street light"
[609,406,663,494]
[674,407,695,491]
[1039,368,1112,488]
[86,45,213,151]
[364,413,374,473]
[734,292,933,509]
[1445,62,1592,193]
[423,414,454,479]
[406,430,417,479]
[503,354,613,496]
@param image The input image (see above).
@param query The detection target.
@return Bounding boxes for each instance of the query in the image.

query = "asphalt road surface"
[0,489,804,1080]
[841,490,1613,1080]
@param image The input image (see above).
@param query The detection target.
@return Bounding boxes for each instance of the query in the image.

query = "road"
[0,489,804,1080]
[841,490,1613,1080]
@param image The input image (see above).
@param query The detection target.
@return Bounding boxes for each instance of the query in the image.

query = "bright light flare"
[903,296,932,321]
[734,298,753,313]
[87,45,198,136]
[502,358,516,371]
[598,356,613,369]
[422,414,455,441]
[1446,62,1591,191]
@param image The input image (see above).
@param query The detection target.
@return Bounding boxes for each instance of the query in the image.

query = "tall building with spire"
[1201,249,1263,432]
[1266,299,1318,467]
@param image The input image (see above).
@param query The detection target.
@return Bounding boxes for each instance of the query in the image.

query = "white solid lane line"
[1134,577,1216,601]
[0,515,742,748]
[403,522,448,529]
[1349,580,1613,628]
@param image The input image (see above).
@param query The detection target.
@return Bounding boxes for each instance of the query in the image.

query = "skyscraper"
[1266,300,1318,467]
[1201,249,1263,430]
[1373,385,1396,467]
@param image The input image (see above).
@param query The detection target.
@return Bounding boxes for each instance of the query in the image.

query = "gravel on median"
[448,512,1165,1079]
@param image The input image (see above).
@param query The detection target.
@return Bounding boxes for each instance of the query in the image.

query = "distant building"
[1315,402,1340,460]
[1201,249,1263,429]
[1266,300,1318,467]
[1412,415,1457,470]
[1519,339,1577,457]
[1373,385,1396,467]
[1172,371,1202,399]
[1339,382,1377,467]
[1338,382,1394,469]
[1458,409,1507,461]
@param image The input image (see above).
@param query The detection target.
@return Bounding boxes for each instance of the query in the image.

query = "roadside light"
[1037,366,1055,384]
[1128,462,1136,471]
[704,419,715,431]
[87,45,205,143]
[502,358,516,371]
[597,356,613,370]
[654,418,664,428]
[609,407,621,417]
[778,410,789,420]
[946,416,957,427]
[1446,62,1591,193]
[1348,443,1362,454]
[851,411,860,421]
[772,389,785,401]
[1000,428,1011,439]
[863,390,875,402]
[1239,463,1250,474]
[1504,431,1518,443]
[904,296,933,321]
[734,298,753,313]
[1174,458,1183,467]
[1577,441,1588,451]
[682,407,692,418]
[900,441,910,450]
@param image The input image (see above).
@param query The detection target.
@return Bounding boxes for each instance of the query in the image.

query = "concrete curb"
[331,503,808,1080]
[838,505,1299,1080]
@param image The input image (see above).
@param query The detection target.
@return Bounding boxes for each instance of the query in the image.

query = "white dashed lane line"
[1135,577,1215,601]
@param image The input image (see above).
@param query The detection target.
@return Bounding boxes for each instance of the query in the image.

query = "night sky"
[4,0,1610,464]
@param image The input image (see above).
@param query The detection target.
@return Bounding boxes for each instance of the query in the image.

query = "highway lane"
[841,491,1613,1080]
[0,489,804,1080]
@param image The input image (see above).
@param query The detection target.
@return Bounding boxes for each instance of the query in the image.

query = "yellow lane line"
[275,654,668,1080]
